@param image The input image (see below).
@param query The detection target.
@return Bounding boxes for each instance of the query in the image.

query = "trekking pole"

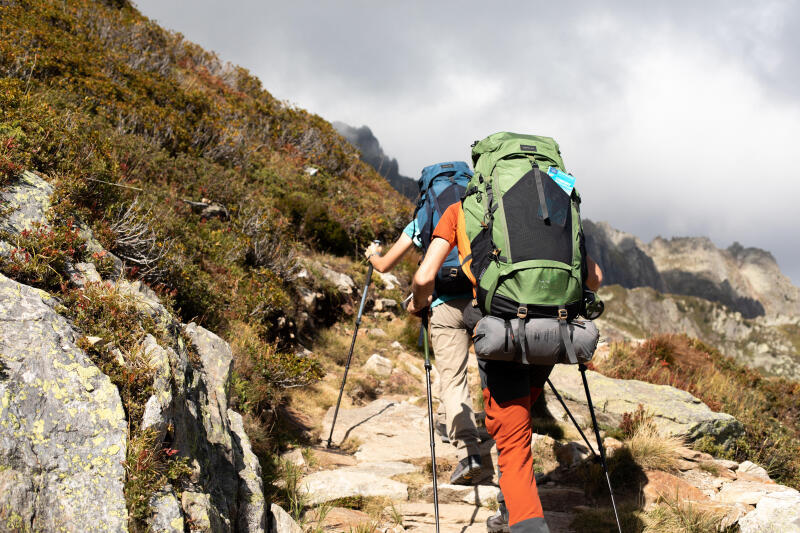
[326,242,380,449]
[545,378,599,458]
[579,364,623,533]
[421,311,441,533]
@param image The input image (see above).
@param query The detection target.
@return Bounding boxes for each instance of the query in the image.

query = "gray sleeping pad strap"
[516,317,527,363]
[558,306,579,364]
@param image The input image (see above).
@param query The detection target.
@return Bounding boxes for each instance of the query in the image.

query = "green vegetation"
[594,334,800,488]
[1,0,413,526]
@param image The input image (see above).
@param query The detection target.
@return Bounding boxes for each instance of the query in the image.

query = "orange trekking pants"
[481,360,554,533]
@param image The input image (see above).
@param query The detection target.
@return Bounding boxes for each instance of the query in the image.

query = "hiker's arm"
[367,234,414,273]
[586,256,603,291]
[408,237,452,314]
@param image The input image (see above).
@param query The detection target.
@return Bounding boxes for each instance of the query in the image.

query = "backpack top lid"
[471,132,566,173]
[418,161,473,193]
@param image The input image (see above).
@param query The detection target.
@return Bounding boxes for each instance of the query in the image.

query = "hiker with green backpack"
[366,161,485,486]
[407,133,604,533]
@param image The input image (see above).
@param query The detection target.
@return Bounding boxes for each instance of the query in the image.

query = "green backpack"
[463,132,587,320]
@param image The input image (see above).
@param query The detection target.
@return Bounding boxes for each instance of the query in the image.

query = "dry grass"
[594,334,800,488]
[626,423,685,472]
[645,496,730,532]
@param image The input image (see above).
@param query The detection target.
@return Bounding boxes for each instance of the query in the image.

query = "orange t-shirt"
[432,203,476,285]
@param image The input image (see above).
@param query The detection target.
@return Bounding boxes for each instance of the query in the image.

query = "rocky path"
[272,296,800,532]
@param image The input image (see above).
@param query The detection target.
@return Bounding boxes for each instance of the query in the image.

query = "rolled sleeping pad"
[472,316,599,365]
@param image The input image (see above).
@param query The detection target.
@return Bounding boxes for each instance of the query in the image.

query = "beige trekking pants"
[430,298,481,457]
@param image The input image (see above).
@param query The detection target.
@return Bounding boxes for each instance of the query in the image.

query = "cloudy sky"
[135,1,800,283]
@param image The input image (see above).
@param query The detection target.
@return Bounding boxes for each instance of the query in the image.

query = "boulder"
[314,262,356,294]
[368,327,388,337]
[321,399,461,464]
[419,483,500,506]
[374,298,398,312]
[547,365,744,448]
[715,479,795,506]
[737,460,771,482]
[364,353,393,377]
[0,273,128,530]
[0,170,53,234]
[299,468,408,505]
[149,486,184,532]
[554,441,591,467]
[738,489,800,532]
[378,272,401,290]
[269,503,302,533]
[643,471,709,508]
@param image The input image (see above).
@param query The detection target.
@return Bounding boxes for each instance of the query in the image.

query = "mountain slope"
[0,1,413,528]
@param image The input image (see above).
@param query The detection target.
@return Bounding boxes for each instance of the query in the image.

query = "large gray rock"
[321,399,462,464]
[738,488,800,532]
[149,486,184,532]
[547,365,744,447]
[312,262,356,294]
[299,468,409,505]
[269,503,303,533]
[228,410,267,532]
[0,273,128,531]
[0,170,53,234]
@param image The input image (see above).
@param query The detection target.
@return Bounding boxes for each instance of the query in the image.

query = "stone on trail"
[314,262,356,294]
[378,272,401,290]
[269,503,303,533]
[368,327,388,337]
[299,468,409,505]
[736,460,772,482]
[0,273,128,531]
[715,478,796,506]
[738,488,800,533]
[363,353,393,376]
[420,483,500,506]
[374,298,398,312]
[547,365,744,447]
[643,471,709,508]
[321,399,461,463]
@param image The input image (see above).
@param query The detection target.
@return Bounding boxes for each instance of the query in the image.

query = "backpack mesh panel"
[502,170,572,264]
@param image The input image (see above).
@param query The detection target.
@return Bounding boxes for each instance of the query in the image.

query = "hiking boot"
[486,502,509,532]
[449,454,482,485]
[436,421,450,444]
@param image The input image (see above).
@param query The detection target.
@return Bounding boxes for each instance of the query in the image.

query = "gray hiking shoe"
[486,503,509,532]
[449,454,482,485]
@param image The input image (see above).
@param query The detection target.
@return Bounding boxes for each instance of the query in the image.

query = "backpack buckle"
[449,268,459,278]
[517,307,528,319]
[557,308,568,321]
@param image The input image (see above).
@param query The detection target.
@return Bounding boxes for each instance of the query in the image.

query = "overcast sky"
[135,1,800,284]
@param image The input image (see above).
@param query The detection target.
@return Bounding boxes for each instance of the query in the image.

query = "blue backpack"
[413,161,473,296]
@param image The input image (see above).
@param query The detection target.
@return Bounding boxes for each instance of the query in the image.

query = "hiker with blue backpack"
[366,161,485,486]
[408,133,612,533]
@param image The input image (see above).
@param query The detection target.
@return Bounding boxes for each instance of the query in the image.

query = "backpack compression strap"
[558,307,579,364]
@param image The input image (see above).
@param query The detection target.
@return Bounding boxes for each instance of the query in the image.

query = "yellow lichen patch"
[52,359,98,392]
[106,444,120,455]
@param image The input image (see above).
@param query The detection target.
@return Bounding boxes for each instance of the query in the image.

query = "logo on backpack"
[413,161,473,297]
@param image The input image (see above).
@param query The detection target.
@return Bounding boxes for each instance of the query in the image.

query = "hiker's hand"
[365,242,382,259]
[407,294,432,316]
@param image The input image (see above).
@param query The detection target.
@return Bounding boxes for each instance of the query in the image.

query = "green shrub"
[0,221,86,291]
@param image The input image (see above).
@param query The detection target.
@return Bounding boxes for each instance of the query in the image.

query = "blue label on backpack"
[547,167,575,196]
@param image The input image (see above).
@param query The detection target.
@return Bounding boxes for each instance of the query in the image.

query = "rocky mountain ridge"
[332,122,418,200]
[585,220,800,320]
